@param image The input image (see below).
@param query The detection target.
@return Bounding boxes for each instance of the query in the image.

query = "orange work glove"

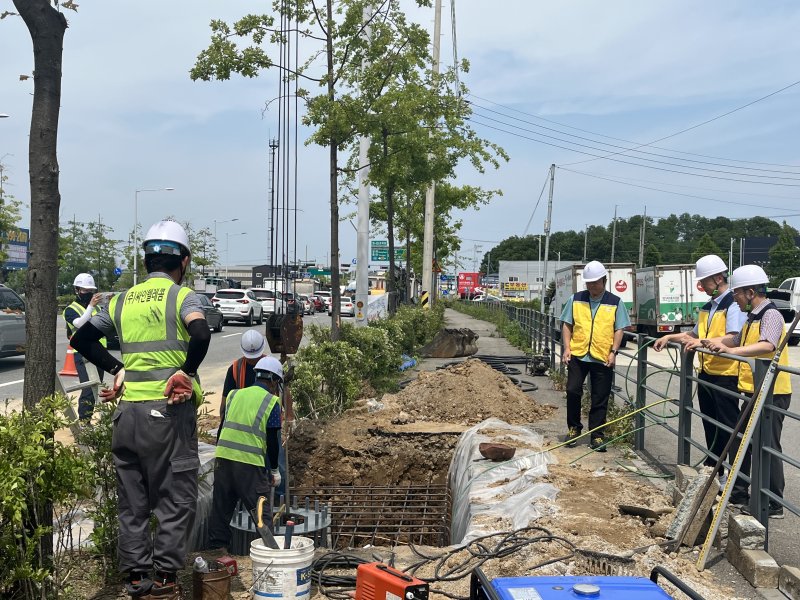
[100,368,125,402]
[164,370,193,405]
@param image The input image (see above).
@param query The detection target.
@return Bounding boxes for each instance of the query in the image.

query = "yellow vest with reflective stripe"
[63,301,107,347]
[737,303,792,395]
[109,277,202,403]
[570,290,619,362]
[216,386,279,467]
[697,293,738,377]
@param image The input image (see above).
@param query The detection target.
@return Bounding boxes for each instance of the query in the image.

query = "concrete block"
[671,484,684,507]
[729,514,765,550]
[666,468,719,546]
[779,566,800,599]
[726,538,740,564]
[675,464,697,493]
[730,549,779,588]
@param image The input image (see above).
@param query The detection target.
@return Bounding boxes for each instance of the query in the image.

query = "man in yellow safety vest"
[703,264,792,519]
[209,356,283,551]
[71,220,211,599]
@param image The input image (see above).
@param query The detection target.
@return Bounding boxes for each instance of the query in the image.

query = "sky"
[2,0,800,272]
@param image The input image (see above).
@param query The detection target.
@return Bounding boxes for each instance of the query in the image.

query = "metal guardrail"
[460,299,798,547]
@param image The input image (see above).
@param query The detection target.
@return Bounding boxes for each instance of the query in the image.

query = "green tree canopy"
[767,222,800,286]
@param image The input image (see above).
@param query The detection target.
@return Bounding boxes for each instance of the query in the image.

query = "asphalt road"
[0,312,335,410]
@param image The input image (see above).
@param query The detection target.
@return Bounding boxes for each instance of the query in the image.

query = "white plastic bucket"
[250,536,314,599]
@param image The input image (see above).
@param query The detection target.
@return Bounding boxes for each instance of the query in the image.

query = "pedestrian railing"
[462,299,799,547]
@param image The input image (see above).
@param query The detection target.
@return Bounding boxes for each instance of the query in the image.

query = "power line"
[470,111,800,181]
[467,92,800,169]
[522,170,550,236]
[470,102,800,175]
[558,166,796,212]
[468,117,800,187]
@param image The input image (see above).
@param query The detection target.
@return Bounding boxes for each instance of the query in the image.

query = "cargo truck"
[457,272,482,299]
[551,263,637,321]
[634,264,706,336]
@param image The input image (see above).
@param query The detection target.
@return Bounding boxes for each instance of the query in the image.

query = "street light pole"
[133,187,174,285]
[225,232,247,280]
[214,218,239,276]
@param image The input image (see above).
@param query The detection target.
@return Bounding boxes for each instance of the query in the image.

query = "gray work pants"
[112,399,199,574]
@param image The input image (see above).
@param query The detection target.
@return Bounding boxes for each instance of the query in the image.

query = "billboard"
[2,226,29,270]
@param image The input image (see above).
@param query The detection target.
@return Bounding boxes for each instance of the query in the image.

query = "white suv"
[212,289,264,325]
[249,288,287,315]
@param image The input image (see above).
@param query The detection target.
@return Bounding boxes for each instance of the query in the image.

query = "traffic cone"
[59,346,79,377]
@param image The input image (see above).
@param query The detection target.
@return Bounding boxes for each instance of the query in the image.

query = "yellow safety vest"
[63,301,107,347]
[109,277,202,403]
[569,290,619,362]
[697,293,738,376]
[737,302,792,395]
[216,386,279,467]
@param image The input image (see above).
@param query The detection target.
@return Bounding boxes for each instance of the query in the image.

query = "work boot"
[590,437,607,453]
[125,572,153,598]
[565,428,581,448]
[145,582,183,599]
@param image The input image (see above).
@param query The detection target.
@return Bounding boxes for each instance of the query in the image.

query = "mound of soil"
[289,359,553,489]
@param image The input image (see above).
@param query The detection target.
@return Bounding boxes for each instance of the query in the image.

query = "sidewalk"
[424,308,764,600]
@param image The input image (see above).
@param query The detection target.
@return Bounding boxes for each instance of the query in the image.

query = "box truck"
[551,263,637,321]
[634,264,706,336]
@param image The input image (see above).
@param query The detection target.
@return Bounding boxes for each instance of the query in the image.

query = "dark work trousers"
[739,394,791,505]
[74,352,104,421]
[208,458,271,549]
[112,400,199,575]
[566,356,614,438]
[696,372,741,469]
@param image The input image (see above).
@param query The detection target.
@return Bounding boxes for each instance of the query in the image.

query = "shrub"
[370,304,444,354]
[0,395,93,599]
[290,341,363,419]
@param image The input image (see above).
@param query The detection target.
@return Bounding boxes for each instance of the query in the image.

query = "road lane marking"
[0,379,24,388]
[222,332,243,338]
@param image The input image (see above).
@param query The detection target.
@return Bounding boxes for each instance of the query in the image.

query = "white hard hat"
[695,255,727,280]
[254,356,283,381]
[730,265,769,290]
[582,260,608,283]
[142,220,191,257]
[73,273,97,290]
[241,330,267,359]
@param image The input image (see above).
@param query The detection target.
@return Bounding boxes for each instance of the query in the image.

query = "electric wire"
[469,117,800,188]
[470,102,800,176]
[470,111,800,182]
[466,91,800,169]
[522,170,550,236]
[562,77,800,167]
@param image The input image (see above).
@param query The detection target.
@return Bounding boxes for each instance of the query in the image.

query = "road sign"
[371,240,388,247]
[114,267,122,276]
[370,247,406,262]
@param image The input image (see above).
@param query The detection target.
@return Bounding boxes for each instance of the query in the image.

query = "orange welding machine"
[355,563,429,600]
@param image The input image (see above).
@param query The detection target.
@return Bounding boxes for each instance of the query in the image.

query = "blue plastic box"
[488,576,674,599]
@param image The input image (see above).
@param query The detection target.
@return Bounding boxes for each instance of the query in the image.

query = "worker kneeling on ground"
[209,356,283,550]
[71,220,211,599]
[702,264,792,519]
[560,260,630,451]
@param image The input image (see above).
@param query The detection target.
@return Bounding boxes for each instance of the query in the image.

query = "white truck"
[551,263,637,321]
[634,264,706,337]
[769,277,800,346]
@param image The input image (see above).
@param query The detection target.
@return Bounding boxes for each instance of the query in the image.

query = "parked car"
[281,291,302,315]
[249,288,287,315]
[212,289,264,325]
[308,295,325,312]
[339,295,355,317]
[198,294,224,332]
[0,284,25,358]
[298,294,314,315]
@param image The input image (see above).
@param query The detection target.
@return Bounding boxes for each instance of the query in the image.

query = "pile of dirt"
[289,359,553,489]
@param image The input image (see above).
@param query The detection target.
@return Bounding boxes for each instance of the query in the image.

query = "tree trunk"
[405,195,412,303]
[15,0,66,410]
[326,0,340,341]
[14,0,67,593]
[382,128,397,314]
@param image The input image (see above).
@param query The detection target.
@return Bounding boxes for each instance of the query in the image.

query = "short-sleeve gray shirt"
[89,273,204,337]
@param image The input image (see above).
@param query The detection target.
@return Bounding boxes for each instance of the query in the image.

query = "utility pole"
[354,3,373,327]
[583,225,588,262]
[729,238,734,271]
[472,243,482,271]
[540,164,555,310]
[421,0,443,307]
[268,139,279,269]
[638,206,646,268]
[610,204,618,263]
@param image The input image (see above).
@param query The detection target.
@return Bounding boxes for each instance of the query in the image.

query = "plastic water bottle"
[194,556,209,573]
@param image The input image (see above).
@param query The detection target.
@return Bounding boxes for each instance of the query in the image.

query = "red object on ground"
[216,556,238,576]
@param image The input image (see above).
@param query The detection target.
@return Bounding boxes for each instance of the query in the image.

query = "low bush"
[369,303,444,355]
[290,341,363,419]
